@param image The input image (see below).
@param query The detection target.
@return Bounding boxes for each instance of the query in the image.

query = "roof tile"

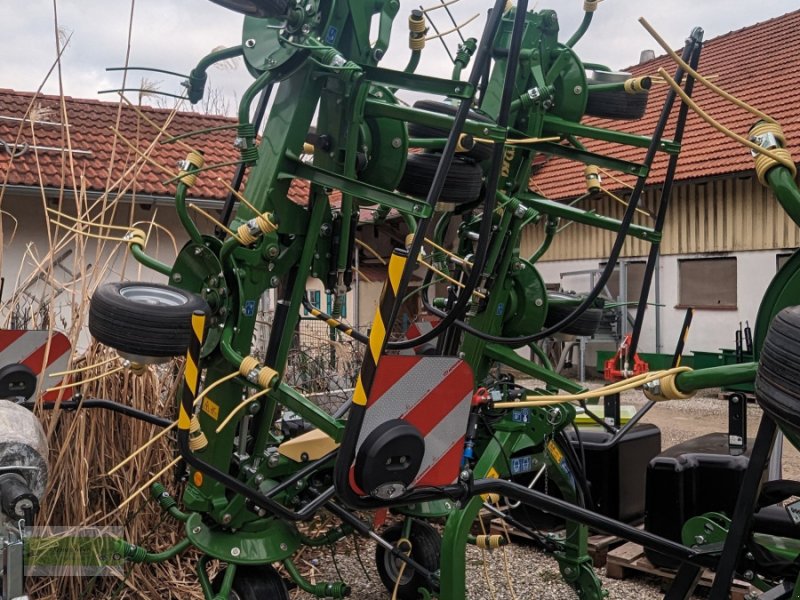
[532,9,800,199]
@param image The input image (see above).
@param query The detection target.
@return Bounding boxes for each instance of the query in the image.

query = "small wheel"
[584,69,649,121]
[407,100,493,161]
[397,153,483,205]
[375,520,440,600]
[212,564,290,600]
[89,282,209,360]
[543,292,604,337]
[585,89,649,120]
[757,305,800,441]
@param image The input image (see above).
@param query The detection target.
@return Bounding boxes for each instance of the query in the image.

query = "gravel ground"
[289,381,793,599]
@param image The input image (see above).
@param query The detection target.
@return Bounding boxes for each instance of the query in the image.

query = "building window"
[326,293,347,318]
[304,290,321,315]
[678,257,737,309]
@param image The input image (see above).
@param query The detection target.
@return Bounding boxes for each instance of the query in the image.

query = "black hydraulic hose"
[217,83,274,235]
[386,0,528,351]
[424,30,702,346]
[557,429,592,509]
[627,29,704,358]
[301,296,369,344]
[27,397,171,428]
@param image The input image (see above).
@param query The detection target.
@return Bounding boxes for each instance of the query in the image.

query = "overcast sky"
[1,0,795,115]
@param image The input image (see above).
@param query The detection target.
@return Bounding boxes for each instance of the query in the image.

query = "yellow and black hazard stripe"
[179,310,206,431]
[302,298,369,344]
[352,249,407,406]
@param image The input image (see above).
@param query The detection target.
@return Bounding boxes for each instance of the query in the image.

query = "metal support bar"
[727,392,747,456]
[517,194,660,243]
[603,393,620,429]
[1,533,25,600]
[664,563,704,600]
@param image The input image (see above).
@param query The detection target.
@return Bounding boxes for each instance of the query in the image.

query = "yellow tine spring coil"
[409,11,427,50]
[584,165,601,192]
[239,355,278,389]
[237,212,278,246]
[624,77,651,94]
[750,122,796,185]
[179,151,205,188]
[476,534,505,550]
[189,415,209,451]
[125,228,147,248]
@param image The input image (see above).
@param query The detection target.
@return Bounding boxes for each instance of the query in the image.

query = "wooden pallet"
[606,542,753,600]
[488,521,629,568]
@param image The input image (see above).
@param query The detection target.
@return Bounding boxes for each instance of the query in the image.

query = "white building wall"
[535,248,788,370]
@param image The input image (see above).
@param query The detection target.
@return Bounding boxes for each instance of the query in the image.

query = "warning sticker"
[202,397,220,420]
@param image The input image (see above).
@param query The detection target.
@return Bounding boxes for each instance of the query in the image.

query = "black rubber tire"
[756,305,800,439]
[543,292,603,337]
[212,565,290,600]
[397,153,483,205]
[407,100,493,161]
[585,89,649,121]
[0,363,37,400]
[89,282,209,358]
[375,520,441,600]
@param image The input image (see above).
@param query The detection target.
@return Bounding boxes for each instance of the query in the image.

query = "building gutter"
[1,184,227,211]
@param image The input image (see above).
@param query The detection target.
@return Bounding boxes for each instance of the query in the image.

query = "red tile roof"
[0,89,311,205]
[532,9,800,199]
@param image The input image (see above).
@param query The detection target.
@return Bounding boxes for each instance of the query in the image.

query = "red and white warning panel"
[354,355,474,492]
[0,330,73,401]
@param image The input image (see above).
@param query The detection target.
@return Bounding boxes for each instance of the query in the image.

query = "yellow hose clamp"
[624,77,650,94]
[405,233,415,250]
[584,165,601,192]
[302,142,316,154]
[583,0,599,12]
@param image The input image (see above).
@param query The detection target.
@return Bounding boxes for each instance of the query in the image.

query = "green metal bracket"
[518,193,661,243]
[362,65,475,99]
[286,160,433,219]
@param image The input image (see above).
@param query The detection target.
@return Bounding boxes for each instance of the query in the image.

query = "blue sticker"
[325,26,338,44]
[244,300,256,317]
[496,302,504,316]
[512,408,530,423]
